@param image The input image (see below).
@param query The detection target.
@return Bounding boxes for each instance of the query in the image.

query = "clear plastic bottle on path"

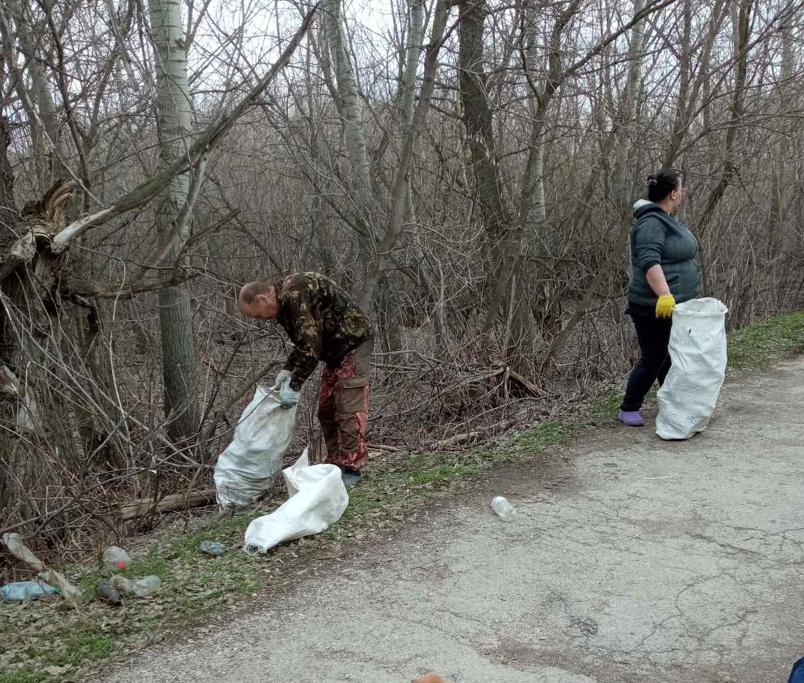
[102,546,131,572]
[132,575,161,597]
[491,496,515,520]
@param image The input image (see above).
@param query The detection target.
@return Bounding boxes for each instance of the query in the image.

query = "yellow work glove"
[655,294,676,319]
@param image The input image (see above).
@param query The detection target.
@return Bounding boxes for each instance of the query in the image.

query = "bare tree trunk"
[520,0,581,232]
[323,0,372,213]
[398,0,425,132]
[664,0,692,168]
[2,0,68,186]
[663,0,728,167]
[322,0,377,311]
[0,106,17,515]
[765,14,794,309]
[361,0,450,327]
[697,0,752,235]
[457,7,507,293]
[375,0,428,352]
[458,0,510,283]
[148,0,200,442]
[609,0,646,213]
[395,0,451,352]
[303,45,335,274]
[0,115,16,252]
[518,0,582,336]
[457,0,538,374]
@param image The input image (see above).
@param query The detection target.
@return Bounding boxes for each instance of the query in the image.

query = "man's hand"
[274,369,291,389]
[278,381,300,410]
[655,294,676,319]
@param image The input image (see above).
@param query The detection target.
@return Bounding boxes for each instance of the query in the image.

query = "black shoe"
[341,468,362,488]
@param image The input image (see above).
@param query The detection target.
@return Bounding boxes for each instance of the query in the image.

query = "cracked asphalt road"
[99,359,804,683]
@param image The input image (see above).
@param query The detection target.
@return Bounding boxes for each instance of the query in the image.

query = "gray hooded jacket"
[628,201,700,307]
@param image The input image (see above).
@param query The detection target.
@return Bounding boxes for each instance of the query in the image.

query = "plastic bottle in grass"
[102,546,131,572]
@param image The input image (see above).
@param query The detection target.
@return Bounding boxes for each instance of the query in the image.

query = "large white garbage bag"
[656,298,728,440]
[244,448,349,553]
[214,385,297,508]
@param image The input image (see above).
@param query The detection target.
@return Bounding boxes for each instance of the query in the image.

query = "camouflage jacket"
[275,272,373,390]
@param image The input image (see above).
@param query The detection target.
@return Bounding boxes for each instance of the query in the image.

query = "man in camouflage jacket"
[238,273,374,484]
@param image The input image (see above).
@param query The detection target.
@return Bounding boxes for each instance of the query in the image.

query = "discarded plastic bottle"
[199,541,225,556]
[491,496,515,520]
[102,546,131,572]
[95,579,123,606]
[1,580,59,602]
[132,575,161,597]
[110,575,134,594]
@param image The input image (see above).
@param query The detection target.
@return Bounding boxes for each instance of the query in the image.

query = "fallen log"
[506,368,546,397]
[120,489,216,521]
[431,430,484,449]
[429,419,516,450]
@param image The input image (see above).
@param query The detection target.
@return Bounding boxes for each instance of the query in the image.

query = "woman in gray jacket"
[619,168,700,427]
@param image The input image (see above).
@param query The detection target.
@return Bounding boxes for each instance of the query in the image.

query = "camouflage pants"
[318,339,371,470]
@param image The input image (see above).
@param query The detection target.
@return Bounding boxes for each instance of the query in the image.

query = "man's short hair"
[239,280,273,305]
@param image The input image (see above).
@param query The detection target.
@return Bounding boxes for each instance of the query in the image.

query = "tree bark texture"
[458,0,535,373]
[148,0,200,442]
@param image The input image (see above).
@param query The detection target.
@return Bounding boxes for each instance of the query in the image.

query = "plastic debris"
[132,575,161,597]
[102,546,132,573]
[199,541,226,556]
[95,579,122,606]
[491,496,515,520]
[1,580,59,602]
[1,532,81,601]
[110,575,134,594]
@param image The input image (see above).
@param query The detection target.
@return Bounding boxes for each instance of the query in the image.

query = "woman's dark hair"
[647,168,682,202]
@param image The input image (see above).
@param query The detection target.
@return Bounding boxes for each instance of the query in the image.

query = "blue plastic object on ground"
[1,580,59,601]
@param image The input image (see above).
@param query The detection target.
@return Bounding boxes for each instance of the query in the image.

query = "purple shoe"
[618,409,645,427]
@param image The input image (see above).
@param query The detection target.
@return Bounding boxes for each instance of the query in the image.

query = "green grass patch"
[728,311,804,369]
[0,671,46,683]
[1,628,118,683]
[407,461,477,486]
[0,670,47,683]
[509,420,568,451]
[585,389,623,425]
[55,629,117,667]
[124,555,169,579]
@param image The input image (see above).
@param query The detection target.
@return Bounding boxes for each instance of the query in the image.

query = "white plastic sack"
[243,448,349,553]
[214,385,297,508]
[656,298,728,440]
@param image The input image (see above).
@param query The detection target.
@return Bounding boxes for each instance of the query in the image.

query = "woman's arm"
[645,264,671,297]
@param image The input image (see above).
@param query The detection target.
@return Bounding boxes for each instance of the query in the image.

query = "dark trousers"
[621,304,672,411]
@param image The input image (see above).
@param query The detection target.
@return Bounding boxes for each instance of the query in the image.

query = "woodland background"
[0,0,801,560]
